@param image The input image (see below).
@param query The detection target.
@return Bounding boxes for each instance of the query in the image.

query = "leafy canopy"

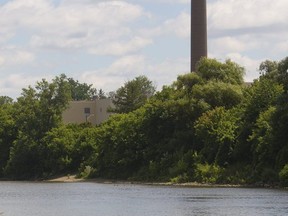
[111,75,156,113]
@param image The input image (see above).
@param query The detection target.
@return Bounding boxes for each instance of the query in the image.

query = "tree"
[259,60,278,78]
[0,104,15,177]
[97,89,107,99]
[0,96,13,105]
[194,107,239,166]
[111,76,156,113]
[243,78,283,123]
[40,125,78,175]
[269,94,288,169]
[196,58,245,85]
[92,111,148,179]
[67,76,97,100]
[276,57,288,91]
[249,107,276,178]
[5,75,71,179]
[259,57,288,91]
[173,73,203,99]
[279,164,288,187]
[192,81,244,109]
[234,77,284,165]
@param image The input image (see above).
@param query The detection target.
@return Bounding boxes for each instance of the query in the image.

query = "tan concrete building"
[62,98,114,125]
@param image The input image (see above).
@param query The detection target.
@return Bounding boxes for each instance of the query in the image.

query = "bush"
[261,168,278,185]
[78,165,96,179]
[221,164,253,185]
[169,159,188,177]
[195,163,224,184]
[170,173,189,183]
[279,164,288,187]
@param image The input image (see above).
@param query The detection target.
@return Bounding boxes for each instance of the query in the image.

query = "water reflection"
[0,182,287,216]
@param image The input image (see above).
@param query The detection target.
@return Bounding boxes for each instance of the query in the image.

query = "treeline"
[1,57,288,187]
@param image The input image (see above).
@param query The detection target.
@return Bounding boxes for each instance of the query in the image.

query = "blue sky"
[1,0,288,98]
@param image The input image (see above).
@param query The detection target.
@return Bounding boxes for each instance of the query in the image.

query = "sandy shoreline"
[46,175,84,183]
[0,175,283,189]
[45,175,248,188]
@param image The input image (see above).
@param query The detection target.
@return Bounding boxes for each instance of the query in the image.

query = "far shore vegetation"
[1,57,288,188]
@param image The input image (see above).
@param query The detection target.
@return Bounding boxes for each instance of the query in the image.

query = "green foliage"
[111,75,156,113]
[220,164,253,185]
[0,104,16,177]
[244,78,283,122]
[5,134,43,179]
[195,107,239,165]
[279,164,288,187]
[170,173,189,184]
[260,168,279,185]
[276,57,288,90]
[4,75,71,179]
[173,73,203,99]
[196,58,245,85]
[41,126,77,175]
[0,96,13,105]
[93,110,148,179]
[195,163,224,184]
[13,75,71,138]
[66,76,97,100]
[249,107,276,172]
[3,57,288,188]
[259,60,278,79]
[192,82,243,109]
[235,77,284,164]
[78,165,97,179]
[73,126,99,166]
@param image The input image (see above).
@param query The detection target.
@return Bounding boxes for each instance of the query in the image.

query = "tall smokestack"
[191,0,207,72]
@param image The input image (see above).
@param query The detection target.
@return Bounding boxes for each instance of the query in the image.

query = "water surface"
[0,182,287,216]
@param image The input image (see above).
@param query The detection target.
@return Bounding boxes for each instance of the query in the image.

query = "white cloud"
[226,53,262,82]
[208,0,288,30]
[275,38,288,53]
[82,55,147,81]
[209,52,262,82]
[1,0,148,54]
[0,56,4,66]
[163,12,190,38]
[0,73,47,98]
[78,55,189,92]
[147,57,189,87]
[143,0,189,3]
[89,37,153,56]
[207,0,288,82]
[209,35,266,55]
[107,55,147,74]
[211,37,246,54]
[0,48,35,66]
[1,0,143,28]
[1,0,288,99]
[0,31,14,44]
[141,12,190,38]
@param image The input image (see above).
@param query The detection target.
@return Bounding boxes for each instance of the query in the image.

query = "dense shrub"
[2,57,288,187]
[279,164,288,187]
[195,163,224,184]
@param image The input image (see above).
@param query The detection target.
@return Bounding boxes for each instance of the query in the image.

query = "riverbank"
[46,175,84,183]
[45,174,281,189]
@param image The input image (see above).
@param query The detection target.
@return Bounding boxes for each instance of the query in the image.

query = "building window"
[84,107,90,114]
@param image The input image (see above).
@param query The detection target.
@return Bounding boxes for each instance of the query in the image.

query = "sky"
[0,0,288,99]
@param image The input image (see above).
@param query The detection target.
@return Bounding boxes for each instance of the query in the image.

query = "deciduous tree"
[111,76,156,113]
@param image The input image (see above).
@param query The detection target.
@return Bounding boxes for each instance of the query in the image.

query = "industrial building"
[62,98,114,125]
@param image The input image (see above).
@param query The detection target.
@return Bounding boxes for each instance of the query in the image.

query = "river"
[0,182,287,216]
